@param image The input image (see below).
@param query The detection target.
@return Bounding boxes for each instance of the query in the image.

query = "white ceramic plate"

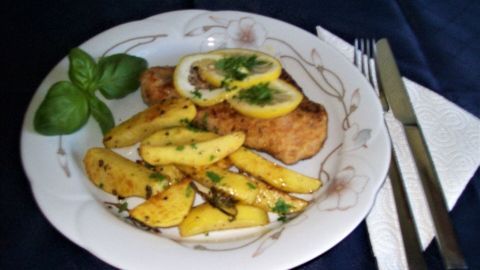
[21,10,390,270]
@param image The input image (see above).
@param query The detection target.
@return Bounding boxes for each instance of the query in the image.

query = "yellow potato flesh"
[139,132,245,167]
[141,127,218,147]
[153,164,185,184]
[250,178,308,213]
[83,148,168,198]
[130,179,195,227]
[229,147,322,193]
[103,98,196,148]
[179,203,269,237]
[179,165,259,205]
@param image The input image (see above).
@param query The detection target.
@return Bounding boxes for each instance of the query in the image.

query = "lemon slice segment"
[227,79,303,119]
[197,48,282,90]
[173,53,240,107]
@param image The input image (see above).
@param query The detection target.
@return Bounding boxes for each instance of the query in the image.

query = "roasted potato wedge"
[153,164,185,184]
[229,147,322,193]
[250,177,308,213]
[84,148,168,198]
[103,98,196,148]
[213,157,232,170]
[141,127,218,147]
[130,179,195,227]
[139,132,245,167]
[179,203,269,237]
[179,165,259,205]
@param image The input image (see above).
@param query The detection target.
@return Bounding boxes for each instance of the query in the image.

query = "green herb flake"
[215,55,269,81]
[176,145,185,151]
[190,143,198,149]
[185,185,193,197]
[179,118,190,125]
[180,118,204,132]
[206,171,223,183]
[98,183,104,189]
[192,89,202,99]
[201,113,209,129]
[247,182,257,190]
[209,155,216,161]
[237,83,277,105]
[272,198,292,215]
[149,172,166,183]
[117,202,129,213]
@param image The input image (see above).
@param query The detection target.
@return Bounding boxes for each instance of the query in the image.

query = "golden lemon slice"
[173,53,240,107]
[197,48,282,90]
[227,79,303,119]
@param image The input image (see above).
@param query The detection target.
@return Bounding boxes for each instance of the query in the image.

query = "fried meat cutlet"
[140,66,328,164]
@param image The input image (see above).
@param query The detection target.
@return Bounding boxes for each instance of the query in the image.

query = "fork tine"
[360,38,366,76]
[366,39,376,87]
[354,38,359,68]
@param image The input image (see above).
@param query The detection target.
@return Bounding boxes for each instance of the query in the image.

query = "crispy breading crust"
[140,67,328,164]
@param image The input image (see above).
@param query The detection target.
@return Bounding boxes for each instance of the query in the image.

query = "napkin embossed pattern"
[316,26,480,270]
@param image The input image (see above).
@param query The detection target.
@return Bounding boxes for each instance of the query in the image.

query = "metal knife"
[375,39,467,269]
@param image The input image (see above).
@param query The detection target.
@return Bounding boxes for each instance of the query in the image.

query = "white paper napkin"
[316,26,480,270]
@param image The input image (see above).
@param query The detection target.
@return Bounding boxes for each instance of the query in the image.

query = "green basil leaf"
[97,54,147,99]
[87,94,115,134]
[68,48,98,92]
[34,81,90,135]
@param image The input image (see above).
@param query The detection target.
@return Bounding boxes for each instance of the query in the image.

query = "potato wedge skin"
[251,178,308,213]
[103,98,196,148]
[179,203,268,237]
[179,165,259,205]
[140,132,245,167]
[229,147,322,193]
[141,127,218,147]
[130,179,195,227]
[83,148,168,198]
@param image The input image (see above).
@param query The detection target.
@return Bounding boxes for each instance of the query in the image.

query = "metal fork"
[354,38,428,270]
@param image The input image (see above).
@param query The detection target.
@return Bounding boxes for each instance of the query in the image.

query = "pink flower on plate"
[317,166,369,211]
[226,17,267,49]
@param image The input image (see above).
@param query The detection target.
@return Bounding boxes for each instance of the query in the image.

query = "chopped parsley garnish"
[117,202,129,213]
[247,182,257,190]
[192,89,202,98]
[149,172,166,183]
[206,171,223,183]
[201,113,209,129]
[215,55,269,81]
[176,145,185,151]
[185,185,193,197]
[179,118,190,125]
[272,199,292,222]
[190,143,197,149]
[180,118,204,132]
[209,155,216,161]
[237,83,277,105]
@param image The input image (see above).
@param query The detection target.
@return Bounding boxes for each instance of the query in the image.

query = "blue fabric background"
[1,0,478,269]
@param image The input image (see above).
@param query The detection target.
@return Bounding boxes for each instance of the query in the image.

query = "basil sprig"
[34,48,147,135]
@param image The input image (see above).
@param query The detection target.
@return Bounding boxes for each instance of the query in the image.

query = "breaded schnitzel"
[140,66,328,164]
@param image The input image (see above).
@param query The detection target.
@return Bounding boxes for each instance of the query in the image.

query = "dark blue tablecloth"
[1,0,478,269]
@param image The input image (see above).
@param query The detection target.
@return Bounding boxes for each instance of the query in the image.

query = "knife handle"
[389,148,427,270]
[404,125,467,269]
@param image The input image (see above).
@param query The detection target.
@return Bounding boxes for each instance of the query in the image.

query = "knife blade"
[375,39,467,269]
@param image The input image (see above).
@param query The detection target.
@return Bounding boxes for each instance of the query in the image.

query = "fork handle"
[404,125,468,269]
